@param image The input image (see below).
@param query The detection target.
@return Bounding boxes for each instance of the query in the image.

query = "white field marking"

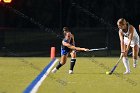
[30,59,59,93]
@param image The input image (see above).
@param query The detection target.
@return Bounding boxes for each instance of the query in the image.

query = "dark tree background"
[0,0,139,28]
[0,0,139,56]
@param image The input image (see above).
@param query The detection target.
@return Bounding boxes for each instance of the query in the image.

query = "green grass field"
[0,57,140,93]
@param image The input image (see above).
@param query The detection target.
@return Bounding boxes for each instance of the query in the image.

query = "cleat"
[51,68,57,73]
[123,71,130,75]
[133,62,137,68]
[133,64,137,68]
[69,70,73,74]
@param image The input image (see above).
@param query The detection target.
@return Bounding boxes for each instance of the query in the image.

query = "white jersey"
[119,23,139,47]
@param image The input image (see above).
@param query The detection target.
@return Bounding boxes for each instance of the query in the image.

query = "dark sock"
[56,62,63,70]
[70,59,76,70]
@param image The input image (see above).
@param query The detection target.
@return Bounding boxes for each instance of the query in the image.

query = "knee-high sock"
[122,57,130,72]
[70,58,76,70]
[56,62,63,70]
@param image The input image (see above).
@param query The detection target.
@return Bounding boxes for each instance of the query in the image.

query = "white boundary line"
[23,58,59,93]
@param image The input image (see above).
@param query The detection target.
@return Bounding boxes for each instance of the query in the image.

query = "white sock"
[122,57,130,72]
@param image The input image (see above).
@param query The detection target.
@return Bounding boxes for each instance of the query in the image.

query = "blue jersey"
[61,39,72,55]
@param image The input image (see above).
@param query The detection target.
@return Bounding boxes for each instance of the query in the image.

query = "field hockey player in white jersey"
[117,18,139,74]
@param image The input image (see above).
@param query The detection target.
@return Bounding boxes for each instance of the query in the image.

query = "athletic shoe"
[123,71,130,75]
[133,62,137,68]
[51,68,57,73]
[69,70,73,74]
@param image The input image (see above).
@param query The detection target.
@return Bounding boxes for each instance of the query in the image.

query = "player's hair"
[63,27,70,36]
[63,27,69,31]
[117,18,127,25]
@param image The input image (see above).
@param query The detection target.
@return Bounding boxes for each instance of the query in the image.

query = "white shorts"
[124,36,139,47]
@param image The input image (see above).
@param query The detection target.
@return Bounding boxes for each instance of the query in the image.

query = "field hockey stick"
[109,53,123,75]
[88,47,108,52]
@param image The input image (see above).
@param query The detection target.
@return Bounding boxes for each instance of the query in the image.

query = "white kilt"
[124,36,139,47]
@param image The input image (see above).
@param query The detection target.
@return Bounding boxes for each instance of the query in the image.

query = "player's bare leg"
[139,25,140,32]
[132,44,139,68]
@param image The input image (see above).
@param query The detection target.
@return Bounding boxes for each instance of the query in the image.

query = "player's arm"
[126,26,134,52]
[62,41,88,51]
[119,30,125,52]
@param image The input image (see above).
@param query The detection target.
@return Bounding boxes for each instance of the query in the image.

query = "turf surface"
[0,57,140,93]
